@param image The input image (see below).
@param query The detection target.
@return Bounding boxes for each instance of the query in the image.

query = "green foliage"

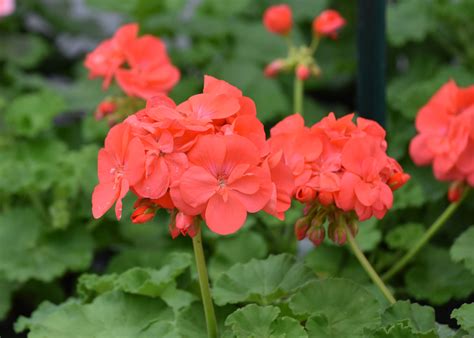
[290,278,380,337]
[405,246,474,305]
[5,90,65,137]
[224,304,307,338]
[213,254,315,306]
[450,226,474,274]
[385,223,426,251]
[0,208,93,282]
[451,303,474,335]
[15,291,174,338]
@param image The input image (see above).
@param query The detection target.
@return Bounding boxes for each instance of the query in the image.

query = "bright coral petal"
[179,166,217,208]
[92,181,119,219]
[205,193,247,235]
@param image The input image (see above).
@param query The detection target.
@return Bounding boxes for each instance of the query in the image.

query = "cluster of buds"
[295,204,357,246]
[263,4,346,81]
[94,96,145,126]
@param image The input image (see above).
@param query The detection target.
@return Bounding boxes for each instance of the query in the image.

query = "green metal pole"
[357,0,386,126]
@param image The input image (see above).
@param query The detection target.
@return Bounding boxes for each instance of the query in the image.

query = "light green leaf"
[209,231,268,281]
[0,279,17,320]
[0,208,93,282]
[175,303,208,338]
[357,218,382,252]
[85,0,138,13]
[78,252,193,300]
[290,278,380,337]
[405,246,474,304]
[225,304,307,338]
[371,323,438,338]
[387,0,435,47]
[451,303,474,334]
[200,0,251,17]
[381,301,436,334]
[213,254,315,306]
[304,244,369,283]
[5,91,65,138]
[450,226,474,274]
[385,223,426,251]
[15,291,173,338]
[0,34,49,68]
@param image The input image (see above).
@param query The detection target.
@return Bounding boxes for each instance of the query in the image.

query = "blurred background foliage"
[1,0,474,336]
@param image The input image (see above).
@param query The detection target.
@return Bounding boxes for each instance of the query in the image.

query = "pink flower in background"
[0,0,14,17]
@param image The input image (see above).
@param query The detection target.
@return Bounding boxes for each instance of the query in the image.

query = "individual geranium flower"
[116,35,180,99]
[410,80,474,183]
[92,123,145,220]
[133,131,188,199]
[313,9,346,38]
[84,23,138,88]
[336,136,392,220]
[171,134,272,235]
[0,0,14,17]
[263,4,293,36]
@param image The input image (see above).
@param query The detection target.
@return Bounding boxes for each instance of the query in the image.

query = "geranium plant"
[3,1,474,338]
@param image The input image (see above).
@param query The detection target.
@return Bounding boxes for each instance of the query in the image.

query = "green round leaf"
[290,278,381,337]
[450,226,474,274]
[213,254,315,306]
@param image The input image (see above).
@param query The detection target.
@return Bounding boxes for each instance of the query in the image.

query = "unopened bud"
[295,186,316,203]
[95,100,116,120]
[294,217,309,240]
[328,222,347,246]
[388,172,410,191]
[307,225,325,246]
[296,64,310,80]
[448,181,464,203]
[131,199,158,224]
[264,60,284,77]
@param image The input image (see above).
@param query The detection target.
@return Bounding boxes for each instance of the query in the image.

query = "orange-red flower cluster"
[312,9,346,39]
[92,76,294,236]
[84,23,180,99]
[410,80,474,188]
[269,113,409,245]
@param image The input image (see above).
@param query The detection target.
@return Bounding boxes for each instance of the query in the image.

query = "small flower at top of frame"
[263,4,293,36]
[313,9,346,39]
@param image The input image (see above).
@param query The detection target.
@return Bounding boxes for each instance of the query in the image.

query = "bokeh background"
[1,0,474,336]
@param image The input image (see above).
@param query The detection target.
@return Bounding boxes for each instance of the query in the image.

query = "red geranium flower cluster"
[269,113,409,245]
[410,80,474,192]
[92,76,294,236]
[84,23,180,99]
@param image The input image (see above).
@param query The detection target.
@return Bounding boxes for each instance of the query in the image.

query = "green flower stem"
[382,188,470,281]
[294,76,304,116]
[345,224,396,305]
[192,221,218,338]
[309,35,320,54]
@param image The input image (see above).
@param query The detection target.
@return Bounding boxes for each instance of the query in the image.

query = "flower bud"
[328,222,347,246]
[264,60,284,78]
[448,181,464,203]
[312,9,346,39]
[294,217,309,240]
[263,4,293,35]
[296,64,310,81]
[131,199,158,224]
[295,186,316,203]
[388,172,410,191]
[95,100,116,120]
[307,224,325,246]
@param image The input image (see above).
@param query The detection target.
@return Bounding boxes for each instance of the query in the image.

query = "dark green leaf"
[450,226,474,274]
[213,254,315,306]
[290,278,380,337]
